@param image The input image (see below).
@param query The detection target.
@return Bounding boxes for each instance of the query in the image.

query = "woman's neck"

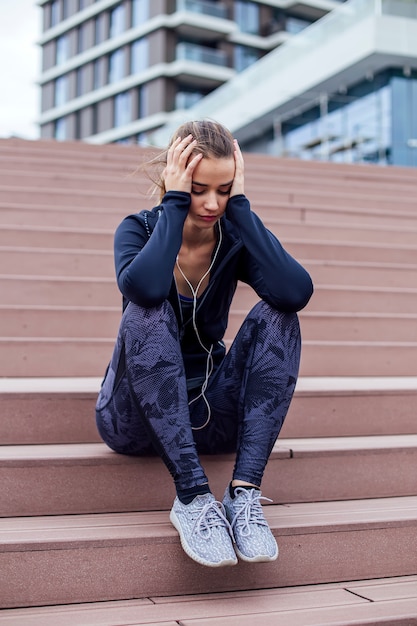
[181,222,217,250]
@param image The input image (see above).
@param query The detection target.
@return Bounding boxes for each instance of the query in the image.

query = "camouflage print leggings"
[96,300,301,492]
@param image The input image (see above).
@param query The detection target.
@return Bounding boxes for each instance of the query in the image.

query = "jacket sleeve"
[226,194,313,312]
[114,191,190,307]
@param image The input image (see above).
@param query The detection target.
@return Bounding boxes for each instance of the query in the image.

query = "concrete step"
[0,169,145,194]
[1,239,415,279]
[1,378,416,445]
[3,306,417,342]
[302,260,417,289]
[3,168,417,213]
[1,436,416,517]
[1,576,416,626]
[4,219,417,249]
[1,496,416,607]
[0,274,121,307]
[0,184,141,210]
[2,273,416,315]
[2,136,416,180]
[0,201,131,229]
[2,336,417,377]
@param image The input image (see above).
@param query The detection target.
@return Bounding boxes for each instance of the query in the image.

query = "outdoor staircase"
[0,137,416,625]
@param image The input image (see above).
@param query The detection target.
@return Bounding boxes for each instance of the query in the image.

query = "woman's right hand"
[163,134,203,194]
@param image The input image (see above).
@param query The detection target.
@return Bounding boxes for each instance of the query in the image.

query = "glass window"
[114,91,132,127]
[138,84,148,118]
[76,66,87,97]
[62,0,69,19]
[95,13,107,45]
[50,0,60,27]
[79,0,88,9]
[78,23,87,54]
[132,0,149,27]
[175,90,203,109]
[55,117,67,140]
[131,38,149,74]
[56,34,69,65]
[110,4,126,38]
[234,45,259,72]
[109,48,125,83]
[93,58,103,89]
[286,16,312,34]
[55,75,68,106]
[234,1,260,35]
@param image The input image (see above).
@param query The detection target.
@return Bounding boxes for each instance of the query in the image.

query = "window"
[55,117,67,140]
[109,48,125,83]
[76,66,87,97]
[138,84,148,118]
[50,0,60,27]
[79,0,88,9]
[286,16,311,34]
[234,45,258,72]
[95,13,107,45]
[77,23,88,54]
[55,75,68,106]
[114,91,132,127]
[132,0,149,27]
[110,4,126,38]
[131,38,149,74]
[93,58,103,89]
[62,0,69,19]
[234,1,260,35]
[56,34,69,65]
[175,90,203,109]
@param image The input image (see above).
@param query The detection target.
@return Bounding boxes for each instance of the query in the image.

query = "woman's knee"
[248,301,300,336]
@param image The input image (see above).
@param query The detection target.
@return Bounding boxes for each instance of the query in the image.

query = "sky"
[0,1,41,140]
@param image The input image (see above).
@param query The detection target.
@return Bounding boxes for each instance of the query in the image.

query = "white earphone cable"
[176,223,223,430]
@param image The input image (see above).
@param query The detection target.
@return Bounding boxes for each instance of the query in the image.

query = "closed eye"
[191,187,232,196]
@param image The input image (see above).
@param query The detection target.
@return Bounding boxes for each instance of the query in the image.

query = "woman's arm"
[228,141,313,311]
[114,135,203,307]
[227,195,313,311]
[114,192,190,307]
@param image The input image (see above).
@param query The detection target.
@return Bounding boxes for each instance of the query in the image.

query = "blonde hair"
[145,120,235,202]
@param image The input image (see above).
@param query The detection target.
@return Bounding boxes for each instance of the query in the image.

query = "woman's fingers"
[164,135,201,193]
[230,139,245,196]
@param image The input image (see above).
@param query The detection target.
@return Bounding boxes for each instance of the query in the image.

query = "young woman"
[96,120,313,568]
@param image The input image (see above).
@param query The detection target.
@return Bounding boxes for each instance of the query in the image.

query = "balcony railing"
[176,42,228,66]
[176,0,228,20]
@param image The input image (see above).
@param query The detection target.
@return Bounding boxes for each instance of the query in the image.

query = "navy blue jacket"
[114,191,313,381]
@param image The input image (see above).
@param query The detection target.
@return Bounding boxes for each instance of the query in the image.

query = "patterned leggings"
[96,300,301,492]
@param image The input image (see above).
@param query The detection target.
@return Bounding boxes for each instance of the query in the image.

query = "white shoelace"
[194,500,234,539]
[230,488,272,537]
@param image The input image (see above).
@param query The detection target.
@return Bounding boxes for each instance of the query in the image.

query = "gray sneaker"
[223,486,278,563]
[170,493,238,567]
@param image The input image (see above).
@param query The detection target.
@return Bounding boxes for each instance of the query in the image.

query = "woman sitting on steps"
[96,119,314,567]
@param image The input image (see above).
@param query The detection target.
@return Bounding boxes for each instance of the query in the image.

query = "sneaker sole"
[170,508,238,568]
[235,545,279,563]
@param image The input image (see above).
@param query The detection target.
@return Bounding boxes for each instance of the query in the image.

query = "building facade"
[37,0,341,144]
[153,0,417,167]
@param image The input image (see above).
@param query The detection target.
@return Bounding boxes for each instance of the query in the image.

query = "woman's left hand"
[230,139,245,197]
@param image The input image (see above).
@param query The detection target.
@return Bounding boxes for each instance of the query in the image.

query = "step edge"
[1,376,417,394]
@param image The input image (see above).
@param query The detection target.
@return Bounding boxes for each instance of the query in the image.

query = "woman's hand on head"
[230,139,245,197]
[163,135,203,194]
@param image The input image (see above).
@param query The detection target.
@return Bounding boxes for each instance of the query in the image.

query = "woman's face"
[186,156,235,231]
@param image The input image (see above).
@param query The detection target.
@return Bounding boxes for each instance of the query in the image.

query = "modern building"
[37,0,341,144]
[38,0,417,167]
[153,0,417,166]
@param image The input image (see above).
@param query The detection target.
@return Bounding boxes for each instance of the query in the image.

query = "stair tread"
[1,496,416,549]
[1,435,417,466]
[1,375,417,394]
[0,576,416,626]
